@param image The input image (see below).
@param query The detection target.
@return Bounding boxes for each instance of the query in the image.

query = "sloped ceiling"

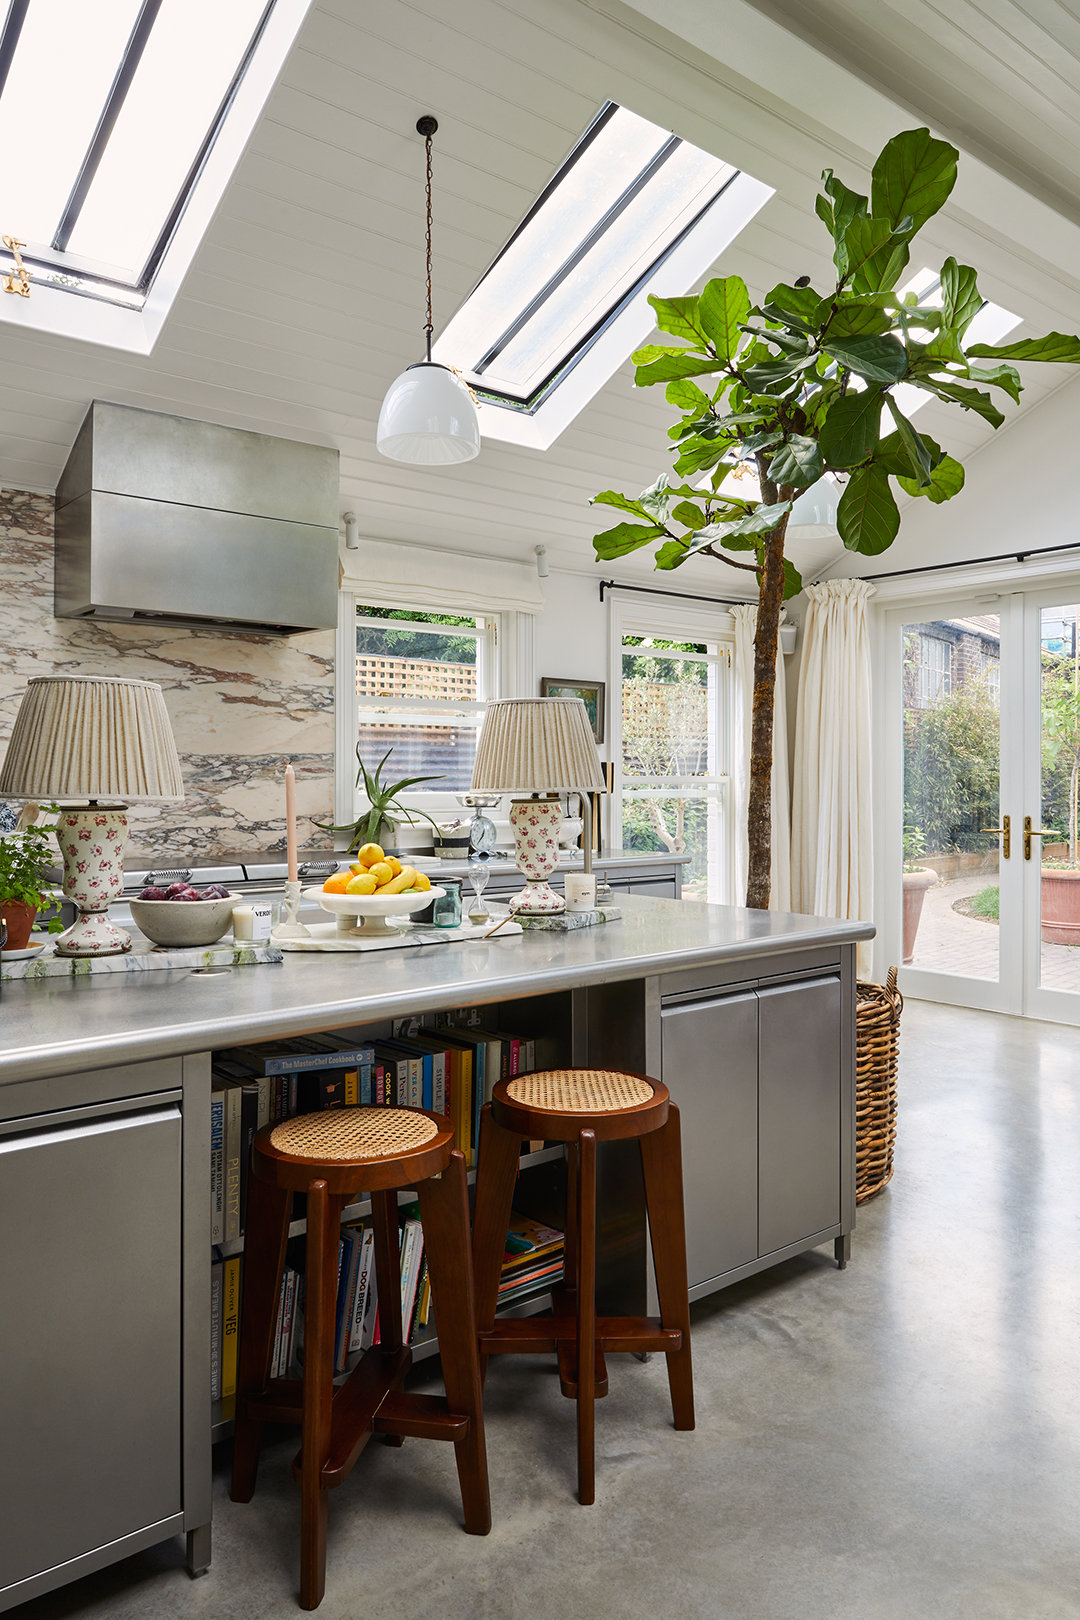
[2,0,1080,591]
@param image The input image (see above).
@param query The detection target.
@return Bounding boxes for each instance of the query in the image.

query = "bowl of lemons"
[305,843,444,933]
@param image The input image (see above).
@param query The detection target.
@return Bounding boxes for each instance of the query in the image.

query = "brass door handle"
[1023,815,1058,860]
[984,814,1010,859]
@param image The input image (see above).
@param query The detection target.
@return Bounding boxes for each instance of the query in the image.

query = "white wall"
[534,569,611,698]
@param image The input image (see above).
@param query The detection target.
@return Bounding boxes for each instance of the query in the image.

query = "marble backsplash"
[0,489,334,861]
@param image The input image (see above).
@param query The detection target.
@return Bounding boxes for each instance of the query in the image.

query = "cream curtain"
[731,605,791,911]
[791,578,875,975]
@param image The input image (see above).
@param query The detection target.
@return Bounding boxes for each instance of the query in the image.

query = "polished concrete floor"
[15,999,1080,1620]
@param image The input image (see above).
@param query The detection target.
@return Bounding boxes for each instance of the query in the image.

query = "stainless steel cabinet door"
[661,991,758,1290]
[757,976,841,1255]
[0,1104,182,1590]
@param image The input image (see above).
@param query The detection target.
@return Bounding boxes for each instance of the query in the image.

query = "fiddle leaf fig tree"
[592,126,1080,910]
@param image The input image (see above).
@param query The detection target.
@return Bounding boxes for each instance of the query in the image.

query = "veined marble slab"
[1,939,283,979]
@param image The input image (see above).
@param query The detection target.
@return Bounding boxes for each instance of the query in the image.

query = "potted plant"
[589,127,1080,909]
[1039,651,1080,943]
[0,819,66,951]
[317,745,445,854]
[901,825,936,963]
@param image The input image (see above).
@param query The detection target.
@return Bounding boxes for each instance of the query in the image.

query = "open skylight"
[434,102,773,451]
[0,0,310,350]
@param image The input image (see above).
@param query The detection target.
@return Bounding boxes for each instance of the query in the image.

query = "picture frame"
[540,677,606,744]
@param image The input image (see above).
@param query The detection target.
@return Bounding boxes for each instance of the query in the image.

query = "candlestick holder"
[272,879,311,939]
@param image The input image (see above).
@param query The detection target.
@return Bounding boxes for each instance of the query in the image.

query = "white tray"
[276,918,523,953]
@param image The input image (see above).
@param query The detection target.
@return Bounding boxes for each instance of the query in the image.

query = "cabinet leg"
[186,1522,211,1576]
[835,1232,851,1270]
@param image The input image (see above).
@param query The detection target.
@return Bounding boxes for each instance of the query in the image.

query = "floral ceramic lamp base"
[54,807,132,957]
[507,798,566,915]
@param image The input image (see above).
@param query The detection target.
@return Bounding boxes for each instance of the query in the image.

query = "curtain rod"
[598,579,752,608]
[859,537,1080,584]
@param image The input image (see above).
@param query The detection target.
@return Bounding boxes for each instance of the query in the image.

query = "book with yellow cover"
[221,1254,242,1399]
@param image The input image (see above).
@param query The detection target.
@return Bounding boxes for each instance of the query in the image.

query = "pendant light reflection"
[377,116,481,466]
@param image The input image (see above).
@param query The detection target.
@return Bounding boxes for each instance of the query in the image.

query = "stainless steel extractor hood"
[54,401,339,636]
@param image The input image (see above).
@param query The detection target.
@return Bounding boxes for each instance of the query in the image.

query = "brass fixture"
[2,236,30,297]
[984,814,1011,860]
[1023,814,1058,860]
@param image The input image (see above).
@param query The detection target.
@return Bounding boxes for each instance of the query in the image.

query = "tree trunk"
[746,494,791,911]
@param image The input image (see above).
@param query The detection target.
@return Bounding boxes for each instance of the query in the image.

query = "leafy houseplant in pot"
[318,745,444,854]
[1039,649,1080,944]
[0,819,66,951]
[901,825,936,964]
[589,126,1080,910]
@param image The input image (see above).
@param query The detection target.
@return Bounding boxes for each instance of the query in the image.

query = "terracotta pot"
[902,868,937,964]
[0,899,38,952]
[1040,867,1080,945]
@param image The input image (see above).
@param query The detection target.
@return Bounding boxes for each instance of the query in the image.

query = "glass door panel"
[900,613,1001,984]
[1034,603,1080,1000]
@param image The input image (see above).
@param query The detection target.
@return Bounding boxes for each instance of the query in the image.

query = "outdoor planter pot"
[902,868,937,964]
[0,899,37,952]
[1040,867,1080,945]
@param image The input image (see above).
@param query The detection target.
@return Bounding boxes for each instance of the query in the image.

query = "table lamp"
[0,675,184,957]
[470,697,606,914]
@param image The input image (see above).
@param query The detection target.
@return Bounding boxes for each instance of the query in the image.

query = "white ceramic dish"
[1,942,48,961]
[303,884,445,934]
[129,891,242,948]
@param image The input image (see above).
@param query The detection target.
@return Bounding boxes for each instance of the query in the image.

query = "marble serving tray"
[276,918,523,952]
[2,937,283,980]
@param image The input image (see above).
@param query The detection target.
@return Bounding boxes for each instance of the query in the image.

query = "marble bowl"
[304,884,445,934]
[129,891,242,948]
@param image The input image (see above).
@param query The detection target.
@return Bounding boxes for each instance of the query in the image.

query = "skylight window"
[0,0,287,314]
[434,102,770,437]
[891,266,1022,419]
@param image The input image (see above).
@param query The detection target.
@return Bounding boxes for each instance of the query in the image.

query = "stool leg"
[639,1103,695,1432]
[472,1104,520,1381]
[231,1173,291,1504]
[576,1128,597,1506]
[563,1139,579,1295]
[300,1180,336,1612]
[418,1151,491,1536]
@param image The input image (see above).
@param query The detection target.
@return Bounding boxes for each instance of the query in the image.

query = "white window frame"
[607,592,736,900]
[335,590,504,845]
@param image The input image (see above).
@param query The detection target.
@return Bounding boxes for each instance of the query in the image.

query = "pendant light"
[376,116,481,465]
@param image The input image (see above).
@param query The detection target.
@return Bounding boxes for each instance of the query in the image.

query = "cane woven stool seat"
[232,1106,490,1610]
[473,1066,694,1507]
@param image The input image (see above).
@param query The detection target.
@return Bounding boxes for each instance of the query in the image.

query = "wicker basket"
[855,966,902,1203]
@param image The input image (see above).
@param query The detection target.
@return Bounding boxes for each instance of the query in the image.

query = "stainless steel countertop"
[0,897,874,1086]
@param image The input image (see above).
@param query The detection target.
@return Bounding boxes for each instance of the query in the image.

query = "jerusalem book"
[221,1255,242,1399]
[347,1228,375,1355]
[210,1085,226,1244]
[221,1080,243,1242]
[210,1259,223,1403]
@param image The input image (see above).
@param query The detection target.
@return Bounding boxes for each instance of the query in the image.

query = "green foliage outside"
[1041,651,1080,865]
[620,637,711,891]
[903,675,1000,853]
[968,884,1000,920]
[356,605,478,664]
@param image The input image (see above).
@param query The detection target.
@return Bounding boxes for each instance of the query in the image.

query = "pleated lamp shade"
[0,675,184,802]
[471,698,606,794]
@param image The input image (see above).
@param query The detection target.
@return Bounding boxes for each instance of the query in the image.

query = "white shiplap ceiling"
[3,0,1080,588]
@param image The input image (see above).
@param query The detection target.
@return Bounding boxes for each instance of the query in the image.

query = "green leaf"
[822,297,892,338]
[922,329,967,364]
[852,233,911,295]
[818,386,884,467]
[898,453,965,504]
[697,276,751,361]
[782,557,803,600]
[762,282,822,328]
[631,344,671,365]
[741,356,812,391]
[740,428,783,453]
[671,500,707,529]
[967,332,1080,364]
[674,437,735,477]
[871,127,959,235]
[964,361,1022,402]
[884,395,932,487]
[740,324,810,357]
[837,464,901,554]
[822,333,908,383]
[940,258,982,335]
[638,473,672,521]
[634,350,726,388]
[593,522,667,560]
[768,434,823,489]
[648,294,712,350]
[665,379,711,412]
[913,376,1006,427]
[818,170,869,272]
[842,216,897,280]
[654,540,691,570]
[591,490,652,519]
[696,501,792,546]
[873,428,943,479]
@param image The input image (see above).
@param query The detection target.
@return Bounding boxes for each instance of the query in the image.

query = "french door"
[885,583,1080,1025]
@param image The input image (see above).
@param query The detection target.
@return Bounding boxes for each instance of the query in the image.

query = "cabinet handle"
[983,815,1010,859]
[1023,814,1059,860]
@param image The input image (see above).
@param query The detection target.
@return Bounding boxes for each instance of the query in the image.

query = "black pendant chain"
[416,115,438,363]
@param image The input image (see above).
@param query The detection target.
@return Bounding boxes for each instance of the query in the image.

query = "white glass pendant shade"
[377,362,480,465]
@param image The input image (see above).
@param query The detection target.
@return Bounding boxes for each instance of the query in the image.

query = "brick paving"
[910,873,1080,992]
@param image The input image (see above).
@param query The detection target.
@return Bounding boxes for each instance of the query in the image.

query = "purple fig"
[140,885,168,901]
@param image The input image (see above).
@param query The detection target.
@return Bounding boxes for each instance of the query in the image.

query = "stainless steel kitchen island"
[0,896,873,1612]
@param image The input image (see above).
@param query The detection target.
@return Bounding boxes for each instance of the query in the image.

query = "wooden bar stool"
[472,1069,694,1505]
[230,1107,490,1610]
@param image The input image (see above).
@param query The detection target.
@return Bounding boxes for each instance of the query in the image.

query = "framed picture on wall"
[540,677,605,744]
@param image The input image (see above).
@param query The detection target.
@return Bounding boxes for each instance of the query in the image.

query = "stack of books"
[498,1213,564,1308]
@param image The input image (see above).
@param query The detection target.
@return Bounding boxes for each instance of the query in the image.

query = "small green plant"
[0,818,65,931]
[317,745,445,853]
[968,884,1000,920]
[902,824,927,873]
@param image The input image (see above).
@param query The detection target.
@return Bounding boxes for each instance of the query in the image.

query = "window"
[619,632,731,902]
[0,0,307,346]
[351,605,496,803]
[912,634,953,707]
[433,103,772,451]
